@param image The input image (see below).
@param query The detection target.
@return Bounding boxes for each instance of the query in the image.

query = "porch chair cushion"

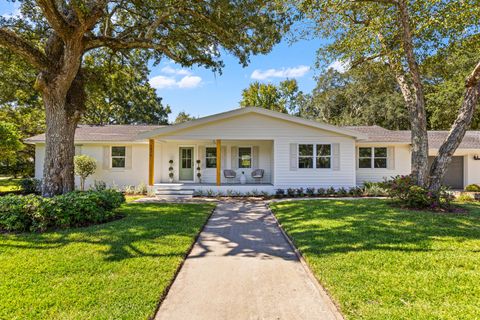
[251,169,264,179]
[223,169,237,179]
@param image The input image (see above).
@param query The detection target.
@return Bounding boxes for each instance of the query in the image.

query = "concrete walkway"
[155,201,342,320]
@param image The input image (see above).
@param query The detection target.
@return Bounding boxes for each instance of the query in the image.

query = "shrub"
[326,187,336,196]
[349,187,363,197]
[93,180,107,191]
[363,182,389,197]
[465,184,480,192]
[124,185,135,195]
[383,175,452,209]
[0,190,125,232]
[337,187,348,196]
[317,188,326,196]
[287,188,296,197]
[275,189,285,198]
[135,182,148,195]
[74,155,97,191]
[457,193,475,202]
[306,188,316,196]
[296,188,304,197]
[20,178,42,194]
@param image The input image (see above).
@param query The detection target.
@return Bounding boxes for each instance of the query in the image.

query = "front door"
[179,147,194,181]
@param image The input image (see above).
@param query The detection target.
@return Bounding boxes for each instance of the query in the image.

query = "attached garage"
[428,156,464,189]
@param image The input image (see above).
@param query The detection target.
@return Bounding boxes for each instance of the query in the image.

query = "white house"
[26,107,480,194]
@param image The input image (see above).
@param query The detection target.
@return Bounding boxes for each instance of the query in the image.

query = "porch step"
[155,194,194,200]
[155,189,195,196]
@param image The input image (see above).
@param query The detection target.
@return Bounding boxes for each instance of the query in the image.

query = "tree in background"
[82,51,171,125]
[74,155,96,191]
[294,0,480,191]
[174,111,197,124]
[240,79,303,113]
[0,122,24,176]
[298,64,408,130]
[0,0,289,196]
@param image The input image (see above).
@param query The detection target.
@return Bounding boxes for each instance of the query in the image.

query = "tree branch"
[0,28,49,69]
[36,0,73,38]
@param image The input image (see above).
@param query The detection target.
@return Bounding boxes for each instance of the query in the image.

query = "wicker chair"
[223,169,237,183]
[251,169,264,184]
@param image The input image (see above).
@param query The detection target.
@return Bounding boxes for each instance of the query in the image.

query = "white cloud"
[149,76,177,89]
[251,65,310,81]
[161,66,191,76]
[149,75,202,89]
[327,60,349,73]
[2,8,21,19]
[177,76,202,88]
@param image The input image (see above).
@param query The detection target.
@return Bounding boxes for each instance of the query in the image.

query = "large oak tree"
[294,0,480,191]
[0,0,288,196]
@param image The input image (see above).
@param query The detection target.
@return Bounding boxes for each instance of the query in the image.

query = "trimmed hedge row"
[0,190,125,232]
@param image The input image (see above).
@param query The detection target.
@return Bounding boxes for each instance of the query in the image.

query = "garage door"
[428,156,464,189]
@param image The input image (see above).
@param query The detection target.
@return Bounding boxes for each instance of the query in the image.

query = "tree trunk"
[429,61,480,192]
[41,73,85,197]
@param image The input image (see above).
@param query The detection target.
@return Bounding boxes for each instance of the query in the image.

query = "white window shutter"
[125,146,132,169]
[252,146,259,169]
[198,146,205,169]
[103,146,111,170]
[332,143,340,171]
[387,147,395,170]
[290,143,298,171]
[231,146,238,170]
[221,146,227,169]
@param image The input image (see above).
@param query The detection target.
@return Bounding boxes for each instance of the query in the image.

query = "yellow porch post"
[216,139,221,186]
[148,139,155,186]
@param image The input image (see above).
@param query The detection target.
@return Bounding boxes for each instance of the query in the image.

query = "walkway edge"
[266,201,345,320]
[149,204,218,320]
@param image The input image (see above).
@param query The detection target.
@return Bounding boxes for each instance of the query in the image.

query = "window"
[316,144,331,168]
[205,147,217,168]
[238,147,252,168]
[111,146,126,168]
[358,147,387,169]
[298,144,314,168]
[298,144,331,169]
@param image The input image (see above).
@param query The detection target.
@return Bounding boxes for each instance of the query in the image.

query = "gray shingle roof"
[25,124,166,143]
[345,126,480,149]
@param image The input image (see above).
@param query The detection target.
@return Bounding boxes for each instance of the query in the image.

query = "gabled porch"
[147,138,275,187]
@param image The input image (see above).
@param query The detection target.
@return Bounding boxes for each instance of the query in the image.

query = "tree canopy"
[174,111,196,124]
[0,0,290,196]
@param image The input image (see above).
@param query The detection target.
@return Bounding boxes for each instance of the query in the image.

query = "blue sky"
[0,2,333,121]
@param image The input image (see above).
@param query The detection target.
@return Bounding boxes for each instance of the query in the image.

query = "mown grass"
[0,201,215,319]
[270,199,480,320]
[0,177,22,192]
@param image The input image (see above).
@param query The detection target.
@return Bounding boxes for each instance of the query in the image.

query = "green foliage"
[465,184,480,192]
[74,155,97,191]
[457,193,475,202]
[383,175,451,209]
[270,199,480,319]
[0,121,23,167]
[299,64,409,129]
[0,190,125,232]
[19,178,41,194]
[362,181,389,197]
[239,79,303,113]
[174,111,197,124]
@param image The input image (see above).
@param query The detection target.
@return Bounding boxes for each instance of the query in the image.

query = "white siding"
[34,143,149,189]
[356,144,411,185]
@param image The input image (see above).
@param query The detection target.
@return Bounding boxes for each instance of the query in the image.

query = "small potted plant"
[168,160,174,183]
[196,160,202,183]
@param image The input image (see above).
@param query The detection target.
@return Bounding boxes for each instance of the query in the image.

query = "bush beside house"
[0,190,125,232]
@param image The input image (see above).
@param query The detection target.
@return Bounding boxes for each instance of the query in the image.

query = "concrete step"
[155,189,195,195]
[155,194,193,200]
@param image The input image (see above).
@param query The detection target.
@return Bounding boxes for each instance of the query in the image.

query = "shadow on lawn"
[0,203,213,261]
[272,199,480,256]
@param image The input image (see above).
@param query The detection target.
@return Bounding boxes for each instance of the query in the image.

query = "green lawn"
[270,199,480,320]
[0,201,215,320]
[0,177,22,192]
